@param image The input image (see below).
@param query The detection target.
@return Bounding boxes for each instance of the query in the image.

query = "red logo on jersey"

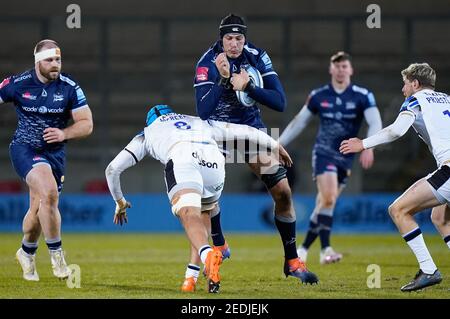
[0,77,10,89]
[196,67,209,82]
[320,100,332,108]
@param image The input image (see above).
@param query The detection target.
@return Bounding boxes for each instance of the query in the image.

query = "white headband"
[34,48,61,64]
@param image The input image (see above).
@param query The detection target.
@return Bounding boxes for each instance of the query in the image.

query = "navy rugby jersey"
[0,69,88,150]
[194,41,286,129]
[307,83,377,167]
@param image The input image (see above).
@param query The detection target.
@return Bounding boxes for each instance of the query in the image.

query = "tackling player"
[340,63,448,291]
[104,104,304,293]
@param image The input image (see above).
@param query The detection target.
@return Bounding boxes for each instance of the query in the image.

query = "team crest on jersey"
[196,67,209,81]
[346,102,356,109]
[0,77,10,89]
[22,92,37,100]
[53,93,64,102]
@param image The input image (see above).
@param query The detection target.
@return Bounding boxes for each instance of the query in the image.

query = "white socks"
[403,228,437,274]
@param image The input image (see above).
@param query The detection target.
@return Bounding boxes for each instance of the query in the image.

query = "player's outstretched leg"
[388,178,443,292]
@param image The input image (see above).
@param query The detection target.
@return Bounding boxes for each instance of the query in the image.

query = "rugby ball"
[236,65,263,107]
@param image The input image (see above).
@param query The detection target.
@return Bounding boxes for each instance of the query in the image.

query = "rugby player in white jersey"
[104,104,302,293]
[340,63,450,291]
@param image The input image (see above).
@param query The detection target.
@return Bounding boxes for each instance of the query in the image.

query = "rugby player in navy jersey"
[193,14,318,289]
[280,51,382,264]
[0,39,93,281]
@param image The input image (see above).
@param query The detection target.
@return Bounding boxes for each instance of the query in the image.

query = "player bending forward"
[340,63,449,292]
[105,104,311,293]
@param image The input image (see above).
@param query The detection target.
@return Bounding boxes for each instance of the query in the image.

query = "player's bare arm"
[44,106,93,143]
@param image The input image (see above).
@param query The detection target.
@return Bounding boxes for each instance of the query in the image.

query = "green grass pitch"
[0,233,448,299]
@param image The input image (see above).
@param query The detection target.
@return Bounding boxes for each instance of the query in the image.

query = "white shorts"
[426,164,450,205]
[164,142,225,208]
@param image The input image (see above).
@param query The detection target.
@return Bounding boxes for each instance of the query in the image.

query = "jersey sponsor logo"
[53,93,64,102]
[320,100,333,108]
[196,67,209,82]
[0,77,10,89]
[192,151,218,169]
[22,92,37,100]
[21,105,65,114]
[13,74,32,83]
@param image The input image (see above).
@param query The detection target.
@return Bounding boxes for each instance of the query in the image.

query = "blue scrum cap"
[145,104,174,126]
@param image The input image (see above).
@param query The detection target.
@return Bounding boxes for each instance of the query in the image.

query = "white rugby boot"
[320,246,343,265]
[49,248,71,279]
[16,248,39,281]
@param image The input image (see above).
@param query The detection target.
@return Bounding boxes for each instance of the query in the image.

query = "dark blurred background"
[1,0,449,195]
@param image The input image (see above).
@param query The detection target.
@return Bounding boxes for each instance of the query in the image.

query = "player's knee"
[271,183,292,205]
[171,192,202,217]
[430,210,445,226]
[40,188,59,207]
[321,193,337,208]
[388,202,408,221]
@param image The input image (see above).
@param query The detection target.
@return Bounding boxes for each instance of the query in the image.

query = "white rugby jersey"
[400,89,450,167]
[133,113,278,164]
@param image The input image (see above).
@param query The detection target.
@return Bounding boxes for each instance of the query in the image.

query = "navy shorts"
[312,153,351,186]
[9,144,66,192]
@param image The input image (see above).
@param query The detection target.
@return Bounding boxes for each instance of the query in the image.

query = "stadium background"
[1,0,450,233]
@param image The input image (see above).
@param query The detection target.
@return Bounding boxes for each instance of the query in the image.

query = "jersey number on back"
[174,121,192,130]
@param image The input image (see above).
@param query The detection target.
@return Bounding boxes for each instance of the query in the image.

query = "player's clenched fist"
[231,68,250,91]
[215,53,230,78]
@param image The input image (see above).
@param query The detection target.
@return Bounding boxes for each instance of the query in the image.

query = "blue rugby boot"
[284,258,319,285]
[400,269,442,292]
